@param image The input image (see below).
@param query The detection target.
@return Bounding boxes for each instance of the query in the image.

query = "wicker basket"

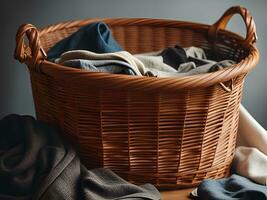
[15,6,259,189]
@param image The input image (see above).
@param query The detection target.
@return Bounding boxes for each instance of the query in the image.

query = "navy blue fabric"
[47,22,123,60]
[198,174,267,200]
[160,45,187,69]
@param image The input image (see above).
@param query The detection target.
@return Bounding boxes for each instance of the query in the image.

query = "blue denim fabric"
[47,22,122,60]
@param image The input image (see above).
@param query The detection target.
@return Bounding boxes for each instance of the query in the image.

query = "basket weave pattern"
[15,6,259,188]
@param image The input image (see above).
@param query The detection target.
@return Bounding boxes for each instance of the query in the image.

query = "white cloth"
[232,105,267,185]
[237,105,267,155]
[184,46,207,59]
[233,146,267,185]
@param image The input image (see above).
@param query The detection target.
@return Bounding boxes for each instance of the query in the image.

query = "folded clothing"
[195,174,267,200]
[142,46,207,70]
[233,105,267,186]
[185,46,207,59]
[233,146,267,185]
[134,54,177,73]
[0,114,160,200]
[56,50,145,76]
[47,22,123,60]
[159,46,207,69]
[147,59,234,77]
[57,49,235,78]
[61,59,136,75]
[47,21,235,77]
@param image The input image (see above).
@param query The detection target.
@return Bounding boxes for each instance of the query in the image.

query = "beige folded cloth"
[233,146,267,185]
[184,46,207,59]
[231,105,267,185]
[56,50,145,76]
[134,55,177,73]
[57,50,176,77]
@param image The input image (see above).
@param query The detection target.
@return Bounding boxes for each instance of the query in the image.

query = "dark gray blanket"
[0,114,160,200]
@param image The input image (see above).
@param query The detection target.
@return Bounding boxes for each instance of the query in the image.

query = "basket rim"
[35,18,259,91]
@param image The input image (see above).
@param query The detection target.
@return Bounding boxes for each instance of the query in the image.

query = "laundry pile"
[47,22,235,77]
[0,114,160,200]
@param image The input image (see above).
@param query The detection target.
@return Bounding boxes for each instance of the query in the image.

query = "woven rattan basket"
[15,6,259,189]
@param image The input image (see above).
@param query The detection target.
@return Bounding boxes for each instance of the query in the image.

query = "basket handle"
[208,6,257,48]
[14,24,47,68]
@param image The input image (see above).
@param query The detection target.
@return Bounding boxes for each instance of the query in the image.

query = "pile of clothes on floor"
[1,22,267,200]
[1,111,267,200]
[0,114,160,200]
[47,22,235,77]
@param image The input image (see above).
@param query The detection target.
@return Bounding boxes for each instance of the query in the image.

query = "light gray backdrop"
[0,0,266,128]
